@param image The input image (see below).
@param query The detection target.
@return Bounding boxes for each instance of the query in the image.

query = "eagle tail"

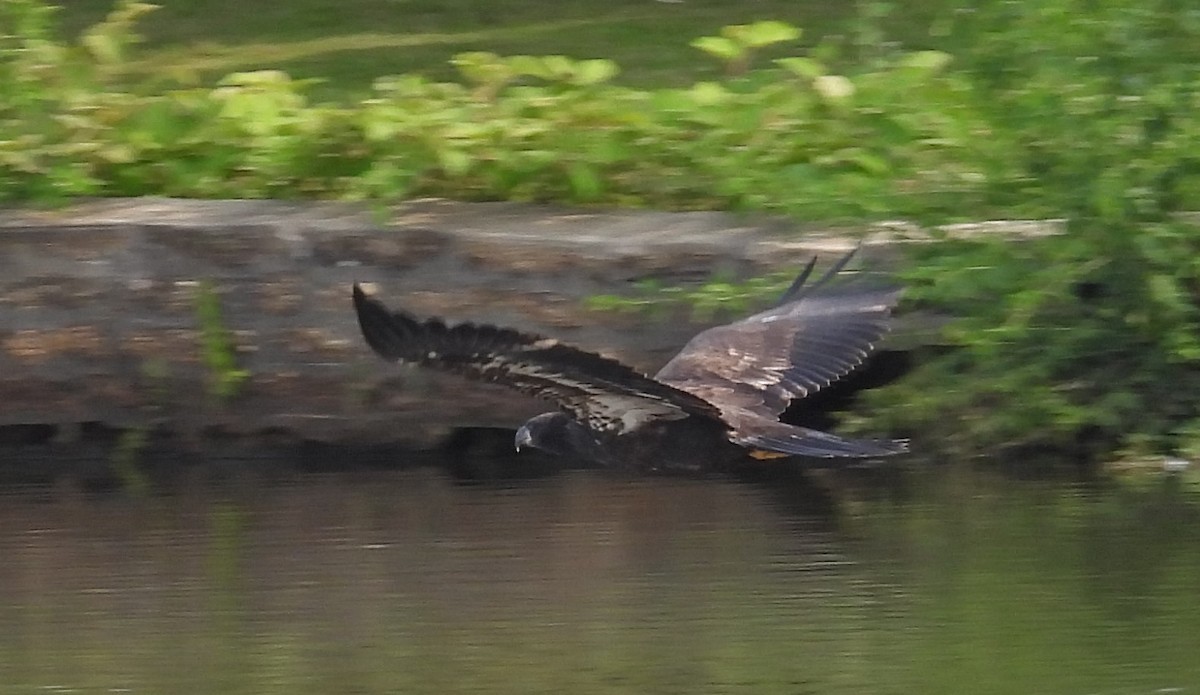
[735,423,908,459]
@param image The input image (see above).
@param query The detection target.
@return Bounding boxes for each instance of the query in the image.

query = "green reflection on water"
[846,468,1200,695]
[0,464,1197,695]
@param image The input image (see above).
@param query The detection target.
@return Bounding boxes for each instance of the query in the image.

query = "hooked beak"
[514,425,533,452]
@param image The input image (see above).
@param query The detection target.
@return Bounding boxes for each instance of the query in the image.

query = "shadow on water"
[0,445,1198,695]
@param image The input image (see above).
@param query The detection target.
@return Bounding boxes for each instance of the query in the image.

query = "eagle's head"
[514,412,612,465]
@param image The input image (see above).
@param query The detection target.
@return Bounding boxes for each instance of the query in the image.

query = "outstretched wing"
[353,284,723,435]
[653,249,905,457]
[655,248,898,418]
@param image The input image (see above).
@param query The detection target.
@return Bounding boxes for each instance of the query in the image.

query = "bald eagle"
[352,250,907,472]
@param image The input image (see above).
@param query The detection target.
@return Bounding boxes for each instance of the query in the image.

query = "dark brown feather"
[655,275,900,418]
[653,251,905,457]
[353,284,723,435]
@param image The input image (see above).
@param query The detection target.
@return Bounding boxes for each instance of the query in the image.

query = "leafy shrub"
[1,1,998,220]
[854,0,1200,462]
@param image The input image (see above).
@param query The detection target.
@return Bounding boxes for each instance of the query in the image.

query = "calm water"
[0,460,1197,695]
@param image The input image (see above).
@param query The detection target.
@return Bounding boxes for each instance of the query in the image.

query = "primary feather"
[353,284,720,436]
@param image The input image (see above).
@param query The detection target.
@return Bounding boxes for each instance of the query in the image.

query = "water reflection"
[0,462,1197,695]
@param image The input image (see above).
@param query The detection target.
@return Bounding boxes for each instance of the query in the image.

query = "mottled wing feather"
[353,284,723,435]
[655,260,900,418]
[654,251,905,458]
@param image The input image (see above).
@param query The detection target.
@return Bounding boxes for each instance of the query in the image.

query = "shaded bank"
[0,197,1050,478]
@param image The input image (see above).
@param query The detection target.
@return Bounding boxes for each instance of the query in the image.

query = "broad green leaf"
[689,81,727,106]
[566,162,603,200]
[850,150,890,175]
[508,55,546,77]
[435,148,472,177]
[900,50,953,74]
[813,74,855,101]
[775,57,826,80]
[1148,273,1186,311]
[690,36,739,61]
[81,31,121,65]
[452,52,511,86]
[573,59,618,86]
[541,55,575,81]
[733,20,801,49]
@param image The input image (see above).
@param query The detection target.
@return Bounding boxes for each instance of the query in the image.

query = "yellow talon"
[748,449,789,460]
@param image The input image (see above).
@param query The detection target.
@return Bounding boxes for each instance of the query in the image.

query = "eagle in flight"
[352,249,907,472]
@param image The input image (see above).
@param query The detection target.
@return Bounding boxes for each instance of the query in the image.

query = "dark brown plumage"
[352,249,907,472]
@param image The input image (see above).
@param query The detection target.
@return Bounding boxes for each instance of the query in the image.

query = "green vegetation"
[4,0,1200,463]
[110,427,150,494]
[0,0,991,220]
[587,270,800,322]
[194,281,249,401]
[854,1,1200,463]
